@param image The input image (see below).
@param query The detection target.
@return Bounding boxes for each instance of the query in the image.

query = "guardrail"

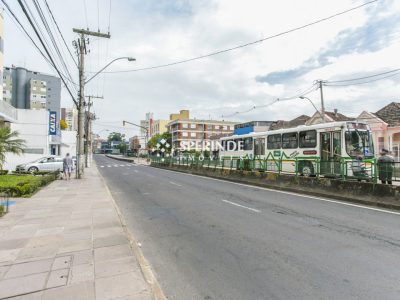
[151,156,400,184]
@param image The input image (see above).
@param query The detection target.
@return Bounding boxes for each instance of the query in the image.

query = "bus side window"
[267,134,281,149]
[282,132,298,149]
[299,130,317,148]
[244,137,253,151]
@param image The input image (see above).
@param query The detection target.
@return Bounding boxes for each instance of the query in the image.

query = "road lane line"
[107,165,112,168]
[120,164,125,167]
[114,164,119,167]
[169,181,182,187]
[100,166,104,168]
[134,170,139,173]
[149,167,400,216]
[222,199,261,213]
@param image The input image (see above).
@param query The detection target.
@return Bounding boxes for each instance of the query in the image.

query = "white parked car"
[16,156,64,173]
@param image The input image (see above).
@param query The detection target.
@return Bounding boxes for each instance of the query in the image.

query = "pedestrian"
[63,153,74,180]
[377,149,394,184]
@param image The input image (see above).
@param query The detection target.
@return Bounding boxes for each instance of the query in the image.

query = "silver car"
[16,156,64,173]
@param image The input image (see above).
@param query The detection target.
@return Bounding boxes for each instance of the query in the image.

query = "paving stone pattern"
[0,165,151,300]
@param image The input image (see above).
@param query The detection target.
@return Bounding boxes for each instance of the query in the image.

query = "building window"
[223,125,227,130]
[182,132,188,137]
[190,124,196,129]
[190,132,196,137]
[182,123,188,129]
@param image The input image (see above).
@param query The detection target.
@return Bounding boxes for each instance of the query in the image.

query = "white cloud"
[3,0,400,137]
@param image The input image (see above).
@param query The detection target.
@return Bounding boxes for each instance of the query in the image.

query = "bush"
[0,172,58,197]
[0,170,8,175]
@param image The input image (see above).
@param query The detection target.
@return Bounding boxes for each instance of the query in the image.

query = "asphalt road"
[95,155,400,300]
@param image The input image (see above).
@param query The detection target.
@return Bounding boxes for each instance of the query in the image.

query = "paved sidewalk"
[0,165,152,299]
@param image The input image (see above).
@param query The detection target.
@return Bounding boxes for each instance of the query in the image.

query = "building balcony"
[0,100,17,122]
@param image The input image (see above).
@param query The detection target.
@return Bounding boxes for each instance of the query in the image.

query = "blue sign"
[49,111,57,135]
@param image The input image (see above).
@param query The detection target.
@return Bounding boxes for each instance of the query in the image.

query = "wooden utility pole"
[318,80,326,122]
[73,28,110,178]
[85,95,103,167]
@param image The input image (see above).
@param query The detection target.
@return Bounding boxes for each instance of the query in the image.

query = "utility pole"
[318,80,326,122]
[85,95,103,167]
[72,28,110,178]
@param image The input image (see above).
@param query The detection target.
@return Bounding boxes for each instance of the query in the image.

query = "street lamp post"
[76,57,135,178]
[299,96,325,122]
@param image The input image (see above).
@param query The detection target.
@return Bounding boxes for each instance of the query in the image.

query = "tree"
[148,132,172,154]
[60,119,68,130]
[108,132,124,142]
[0,127,26,169]
[116,143,128,154]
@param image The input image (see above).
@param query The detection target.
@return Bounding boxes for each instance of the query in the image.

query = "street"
[95,155,400,300]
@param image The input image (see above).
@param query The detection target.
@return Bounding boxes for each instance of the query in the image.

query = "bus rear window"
[299,130,316,148]
[267,134,281,149]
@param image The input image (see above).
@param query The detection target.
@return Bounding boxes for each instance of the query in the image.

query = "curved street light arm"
[85,57,135,84]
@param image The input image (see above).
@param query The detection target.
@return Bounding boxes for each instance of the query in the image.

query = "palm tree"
[0,127,25,170]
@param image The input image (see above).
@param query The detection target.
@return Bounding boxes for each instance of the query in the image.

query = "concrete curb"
[105,155,135,163]
[151,165,400,211]
[96,161,167,300]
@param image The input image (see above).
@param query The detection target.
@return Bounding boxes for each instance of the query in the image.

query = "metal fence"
[151,156,400,184]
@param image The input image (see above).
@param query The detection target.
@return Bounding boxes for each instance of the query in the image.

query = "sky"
[3,0,400,138]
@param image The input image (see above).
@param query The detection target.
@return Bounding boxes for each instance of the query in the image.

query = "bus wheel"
[299,162,314,177]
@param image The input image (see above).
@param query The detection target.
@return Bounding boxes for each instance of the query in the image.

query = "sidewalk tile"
[0,248,22,263]
[95,272,148,300]
[70,263,94,284]
[46,268,69,288]
[42,281,95,300]
[94,244,133,262]
[94,234,128,248]
[70,250,92,266]
[95,256,137,278]
[52,255,72,270]
[58,239,92,254]
[0,272,47,298]
[17,245,58,261]
[5,258,53,279]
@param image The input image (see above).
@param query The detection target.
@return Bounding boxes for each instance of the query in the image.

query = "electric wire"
[96,0,379,74]
[16,0,78,105]
[43,0,78,67]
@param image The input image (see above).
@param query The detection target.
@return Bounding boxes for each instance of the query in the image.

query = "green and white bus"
[219,121,374,177]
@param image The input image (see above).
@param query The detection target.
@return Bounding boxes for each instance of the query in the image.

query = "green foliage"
[60,119,68,130]
[108,132,125,142]
[148,133,172,152]
[0,205,4,216]
[116,143,128,154]
[0,173,57,197]
[0,127,26,170]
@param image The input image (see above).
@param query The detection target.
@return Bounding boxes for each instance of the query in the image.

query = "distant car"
[16,156,63,173]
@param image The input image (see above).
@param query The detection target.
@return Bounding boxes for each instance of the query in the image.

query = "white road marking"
[107,165,112,168]
[134,170,139,173]
[114,165,119,167]
[120,164,125,167]
[150,167,400,216]
[100,166,104,168]
[222,199,261,213]
[125,164,131,167]
[169,181,182,187]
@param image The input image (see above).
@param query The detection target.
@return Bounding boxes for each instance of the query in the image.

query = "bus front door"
[320,131,341,176]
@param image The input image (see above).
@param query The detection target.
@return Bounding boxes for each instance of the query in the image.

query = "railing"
[151,156,400,184]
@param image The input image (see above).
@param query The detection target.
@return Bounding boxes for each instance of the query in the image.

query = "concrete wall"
[4,109,50,171]
[60,130,77,157]
[152,163,400,210]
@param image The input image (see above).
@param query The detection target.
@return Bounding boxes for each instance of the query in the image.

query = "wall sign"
[49,111,57,135]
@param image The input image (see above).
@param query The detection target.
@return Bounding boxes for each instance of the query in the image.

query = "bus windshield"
[345,130,374,158]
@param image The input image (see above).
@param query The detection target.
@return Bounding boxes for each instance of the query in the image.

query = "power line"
[43,0,78,67]
[325,67,400,84]
[83,0,89,29]
[324,69,400,86]
[221,83,318,118]
[16,0,77,105]
[32,0,77,92]
[96,0,378,74]
[2,0,78,88]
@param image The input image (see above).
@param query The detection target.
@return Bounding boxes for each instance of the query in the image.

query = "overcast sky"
[4,0,400,137]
